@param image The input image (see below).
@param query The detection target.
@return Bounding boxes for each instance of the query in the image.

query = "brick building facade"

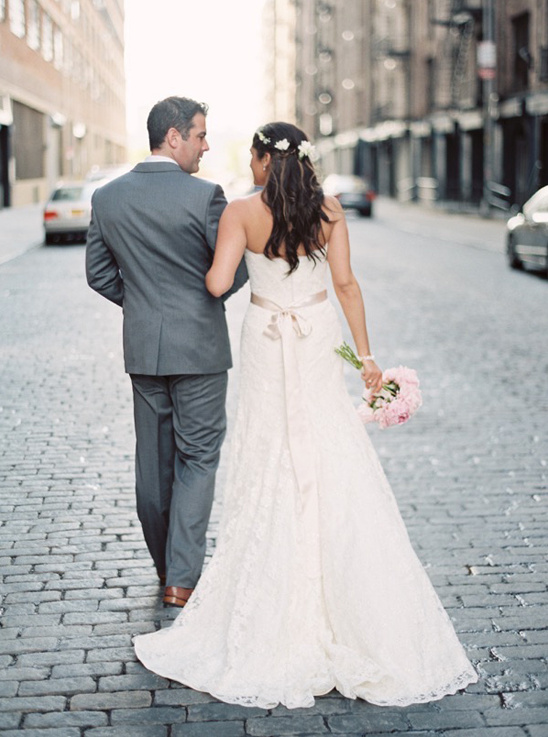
[0,0,126,207]
[285,0,548,209]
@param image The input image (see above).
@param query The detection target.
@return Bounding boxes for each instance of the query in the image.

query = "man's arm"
[85,194,124,307]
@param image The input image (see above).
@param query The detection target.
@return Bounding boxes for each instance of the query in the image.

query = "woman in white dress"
[134,122,478,709]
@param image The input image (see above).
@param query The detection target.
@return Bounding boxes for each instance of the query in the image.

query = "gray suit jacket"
[85,162,248,375]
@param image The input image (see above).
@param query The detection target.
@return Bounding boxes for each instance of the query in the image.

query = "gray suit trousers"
[130,372,228,588]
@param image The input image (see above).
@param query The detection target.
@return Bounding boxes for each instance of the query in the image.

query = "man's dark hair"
[147,96,209,150]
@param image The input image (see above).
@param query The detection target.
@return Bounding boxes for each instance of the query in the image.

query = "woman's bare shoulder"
[227,190,263,208]
[221,191,263,219]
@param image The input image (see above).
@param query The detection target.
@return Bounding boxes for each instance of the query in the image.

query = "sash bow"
[250,291,327,340]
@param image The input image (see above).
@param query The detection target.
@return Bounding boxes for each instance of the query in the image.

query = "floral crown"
[256,128,317,161]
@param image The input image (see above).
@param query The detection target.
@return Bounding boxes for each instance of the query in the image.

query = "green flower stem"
[335,342,400,407]
[334,342,363,370]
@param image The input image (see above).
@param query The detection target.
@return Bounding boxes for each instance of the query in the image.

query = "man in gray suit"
[86,96,247,607]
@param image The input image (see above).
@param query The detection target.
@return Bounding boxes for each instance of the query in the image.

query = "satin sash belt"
[250,290,328,340]
[250,290,327,578]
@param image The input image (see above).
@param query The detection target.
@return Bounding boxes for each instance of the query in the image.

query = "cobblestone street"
[0,198,547,736]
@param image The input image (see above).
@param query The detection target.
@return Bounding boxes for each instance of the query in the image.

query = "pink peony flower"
[335,344,423,429]
[361,366,422,429]
[356,401,375,424]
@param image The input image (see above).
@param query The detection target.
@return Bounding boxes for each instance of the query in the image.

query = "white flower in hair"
[257,129,271,144]
[274,138,290,151]
[298,140,317,160]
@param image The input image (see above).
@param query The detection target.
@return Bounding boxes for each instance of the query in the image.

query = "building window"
[512,12,530,91]
[42,14,53,61]
[540,47,548,83]
[71,0,80,21]
[426,57,435,113]
[9,0,26,38]
[27,0,40,50]
[54,27,64,69]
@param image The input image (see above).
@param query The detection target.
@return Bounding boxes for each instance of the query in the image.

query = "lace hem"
[134,631,478,710]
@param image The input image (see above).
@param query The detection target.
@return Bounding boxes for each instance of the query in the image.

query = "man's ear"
[165,127,180,150]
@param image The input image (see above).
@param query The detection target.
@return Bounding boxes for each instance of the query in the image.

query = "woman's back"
[238,190,339,258]
[244,248,329,305]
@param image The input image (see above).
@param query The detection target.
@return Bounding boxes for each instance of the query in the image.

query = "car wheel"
[45,233,57,245]
[359,208,372,217]
[507,235,522,270]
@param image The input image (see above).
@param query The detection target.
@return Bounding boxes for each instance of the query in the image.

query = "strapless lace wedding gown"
[134,249,478,709]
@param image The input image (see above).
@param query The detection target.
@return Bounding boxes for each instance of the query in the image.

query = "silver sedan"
[506,186,548,275]
[43,180,107,245]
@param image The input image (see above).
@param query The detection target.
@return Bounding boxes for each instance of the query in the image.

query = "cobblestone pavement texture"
[0,198,547,736]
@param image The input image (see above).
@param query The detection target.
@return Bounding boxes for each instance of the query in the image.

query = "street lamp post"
[479,0,496,215]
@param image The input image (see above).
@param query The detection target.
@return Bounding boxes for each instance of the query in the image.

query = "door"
[518,187,548,268]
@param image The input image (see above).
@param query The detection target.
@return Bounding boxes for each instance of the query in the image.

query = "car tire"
[359,208,372,218]
[507,236,522,270]
[45,233,57,245]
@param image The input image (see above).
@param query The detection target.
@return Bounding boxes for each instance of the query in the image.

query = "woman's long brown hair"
[252,122,329,274]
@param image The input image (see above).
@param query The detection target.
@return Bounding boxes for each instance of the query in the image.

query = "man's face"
[174,113,209,173]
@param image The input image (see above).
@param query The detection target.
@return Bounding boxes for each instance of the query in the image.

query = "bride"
[133,122,478,709]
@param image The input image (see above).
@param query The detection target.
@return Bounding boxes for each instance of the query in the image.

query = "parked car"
[506,185,548,274]
[43,179,107,244]
[322,174,376,217]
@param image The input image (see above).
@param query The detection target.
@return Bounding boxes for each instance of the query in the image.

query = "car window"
[533,193,548,213]
[323,175,368,194]
[523,187,548,217]
[51,186,84,201]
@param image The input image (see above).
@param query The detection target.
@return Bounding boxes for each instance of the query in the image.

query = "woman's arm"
[325,197,383,392]
[205,200,248,297]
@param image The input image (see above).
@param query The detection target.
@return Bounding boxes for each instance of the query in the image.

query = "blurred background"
[0,0,547,212]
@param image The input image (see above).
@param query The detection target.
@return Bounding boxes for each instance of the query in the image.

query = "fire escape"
[435,0,480,110]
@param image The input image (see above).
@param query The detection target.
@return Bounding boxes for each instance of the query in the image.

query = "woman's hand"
[361,360,383,394]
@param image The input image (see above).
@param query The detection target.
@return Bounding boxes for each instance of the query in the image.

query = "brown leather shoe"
[163,586,194,608]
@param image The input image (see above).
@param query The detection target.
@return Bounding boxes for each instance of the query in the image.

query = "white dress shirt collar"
[143,155,179,165]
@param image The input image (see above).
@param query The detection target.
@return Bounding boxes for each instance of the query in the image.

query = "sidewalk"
[371,197,509,255]
[0,203,44,265]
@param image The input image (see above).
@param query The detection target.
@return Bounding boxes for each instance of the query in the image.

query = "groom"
[86,96,247,607]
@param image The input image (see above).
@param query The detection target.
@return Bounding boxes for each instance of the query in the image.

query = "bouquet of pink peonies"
[335,342,422,429]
